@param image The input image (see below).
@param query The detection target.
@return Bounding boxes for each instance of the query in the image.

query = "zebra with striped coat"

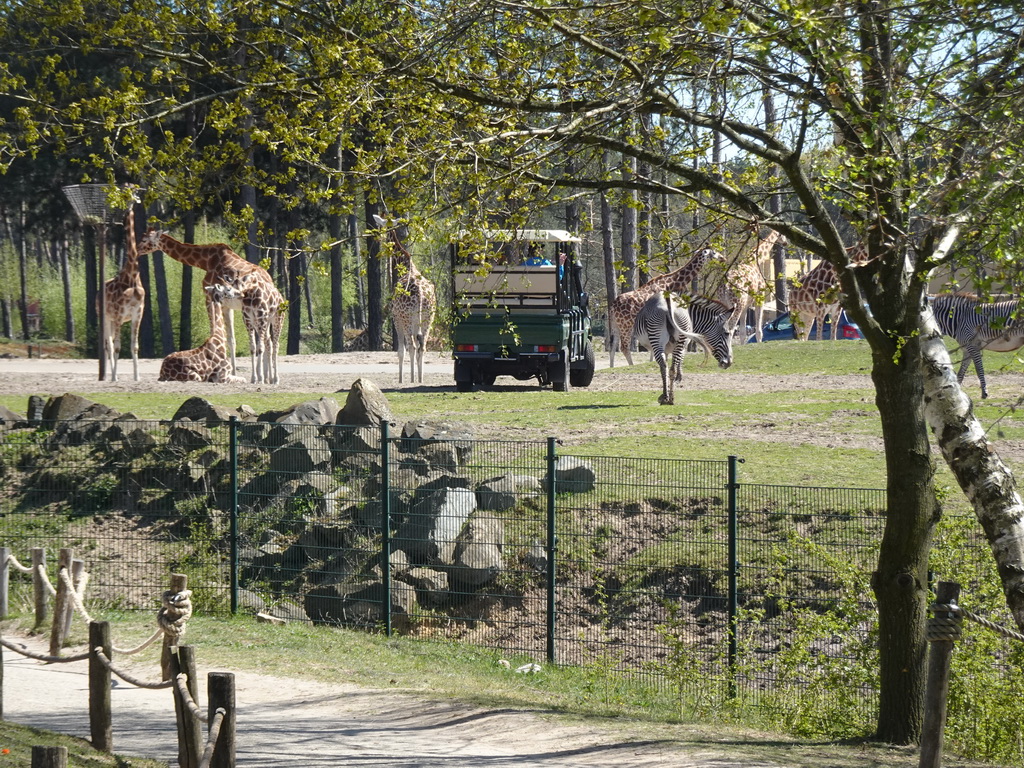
[930,292,1024,398]
[632,292,733,405]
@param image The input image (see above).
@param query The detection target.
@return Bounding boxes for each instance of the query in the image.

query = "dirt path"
[2,632,788,768]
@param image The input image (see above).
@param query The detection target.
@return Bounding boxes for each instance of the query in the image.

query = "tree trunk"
[329,141,346,352]
[58,236,74,342]
[179,212,195,350]
[350,212,364,329]
[601,151,616,349]
[18,203,29,340]
[364,198,383,351]
[620,155,637,293]
[870,331,937,742]
[920,306,1024,627]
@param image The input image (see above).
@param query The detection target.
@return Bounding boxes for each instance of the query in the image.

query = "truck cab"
[450,229,595,392]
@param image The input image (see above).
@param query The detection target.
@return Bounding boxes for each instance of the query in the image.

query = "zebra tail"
[679,331,713,366]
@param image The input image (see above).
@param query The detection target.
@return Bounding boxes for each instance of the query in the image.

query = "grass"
[0,720,166,768]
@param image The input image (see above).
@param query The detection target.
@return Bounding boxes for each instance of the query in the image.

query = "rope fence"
[919,581,1024,768]
[0,547,235,768]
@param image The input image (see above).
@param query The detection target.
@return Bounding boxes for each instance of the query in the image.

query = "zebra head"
[687,297,734,369]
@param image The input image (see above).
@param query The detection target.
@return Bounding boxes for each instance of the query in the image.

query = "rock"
[477,474,543,511]
[450,515,504,588]
[0,404,26,428]
[167,421,215,451]
[304,575,416,630]
[399,420,474,463]
[269,433,332,475]
[171,397,241,424]
[395,487,477,566]
[401,567,449,607]
[27,395,45,424]
[545,456,596,494]
[262,397,342,445]
[338,378,393,426]
[43,393,120,423]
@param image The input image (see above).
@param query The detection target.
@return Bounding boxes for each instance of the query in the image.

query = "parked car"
[747,310,863,342]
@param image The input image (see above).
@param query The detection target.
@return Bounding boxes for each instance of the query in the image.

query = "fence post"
[89,621,112,752]
[546,436,557,664]
[919,581,962,768]
[727,456,741,697]
[208,671,236,768]
[1,621,5,720]
[32,548,46,630]
[62,558,85,640]
[31,746,67,768]
[0,545,9,618]
[380,420,392,638]
[172,645,202,768]
[48,548,72,657]
[162,573,189,682]
[229,416,239,615]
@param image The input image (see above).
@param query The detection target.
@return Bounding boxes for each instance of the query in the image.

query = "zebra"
[930,292,1024,398]
[632,292,733,405]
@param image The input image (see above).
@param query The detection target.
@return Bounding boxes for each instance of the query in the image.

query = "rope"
[0,636,89,663]
[36,563,56,597]
[93,648,173,689]
[6,554,33,574]
[933,602,1024,644]
[59,567,94,624]
[198,708,227,768]
[112,627,164,656]
[174,673,210,724]
[157,588,193,643]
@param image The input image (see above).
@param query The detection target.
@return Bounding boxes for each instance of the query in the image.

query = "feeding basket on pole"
[63,184,134,380]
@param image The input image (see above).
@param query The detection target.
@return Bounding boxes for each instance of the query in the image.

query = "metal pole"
[381,420,392,637]
[546,437,557,664]
[229,416,238,615]
[0,546,9,619]
[97,224,107,381]
[727,455,741,696]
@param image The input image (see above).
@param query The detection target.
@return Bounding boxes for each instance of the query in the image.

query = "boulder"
[337,378,392,426]
[262,397,342,445]
[477,474,544,511]
[394,486,477,566]
[545,456,597,494]
[402,567,449,607]
[171,397,241,424]
[0,404,26,428]
[304,575,415,630]
[167,421,216,451]
[450,515,504,588]
[269,433,332,476]
[400,420,474,463]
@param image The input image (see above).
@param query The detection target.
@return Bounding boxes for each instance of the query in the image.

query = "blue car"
[747,310,863,342]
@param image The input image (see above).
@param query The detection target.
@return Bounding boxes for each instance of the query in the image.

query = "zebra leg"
[654,348,672,405]
[970,346,988,398]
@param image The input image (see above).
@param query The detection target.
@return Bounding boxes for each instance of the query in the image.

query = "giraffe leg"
[247,322,261,384]
[221,305,238,377]
[396,333,407,384]
[111,330,122,382]
[414,332,425,384]
[130,317,141,382]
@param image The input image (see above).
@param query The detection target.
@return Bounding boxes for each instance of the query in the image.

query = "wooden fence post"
[919,581,961,768]
[0,545,10,618]
[48,548,72,657]
[171,645,202,768]
[89,621,112,753]
[62,558,85,639]
[31,746,68,768]
[161,573,189,682]
[208,672,236,768]
[31,548,46,630]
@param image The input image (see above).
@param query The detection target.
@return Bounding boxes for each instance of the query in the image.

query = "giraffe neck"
[157,233,218,270]
[755,230,782,260]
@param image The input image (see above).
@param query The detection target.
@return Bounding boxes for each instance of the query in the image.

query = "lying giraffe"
[158,284,246,384]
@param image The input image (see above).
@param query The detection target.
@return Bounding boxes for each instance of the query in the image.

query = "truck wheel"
[552,352,571,392]
[456,380,473,392]
[569,342,596,388]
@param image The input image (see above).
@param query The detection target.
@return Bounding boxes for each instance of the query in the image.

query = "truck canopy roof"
[453,229,581,243]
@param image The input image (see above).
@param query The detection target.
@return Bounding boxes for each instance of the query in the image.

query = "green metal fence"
[0,414,985,720]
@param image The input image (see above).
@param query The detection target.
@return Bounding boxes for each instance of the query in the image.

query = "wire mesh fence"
[0,413,1000,726]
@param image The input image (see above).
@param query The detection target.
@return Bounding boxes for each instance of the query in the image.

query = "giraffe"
[373,215,436,384]
[158,284,246,383]
[98,203,145,381]
[607,247,722,367]
[789,245,867,341]
[137,230,283,384]
[711,226,785,344]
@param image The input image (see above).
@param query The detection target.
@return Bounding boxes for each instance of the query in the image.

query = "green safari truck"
[450,229,595,392]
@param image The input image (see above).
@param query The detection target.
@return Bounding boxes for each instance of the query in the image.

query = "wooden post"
[62,558,85,639]
[1,621,5,720]
[161,573,189,682]
[48,548,72,657]
[0,545,10,618]
[31,548,46,630]
[31,746,68,768]
[919,581,961,768]
[208,672,236,768]
[89,621,112,753]
[171,645,202,768]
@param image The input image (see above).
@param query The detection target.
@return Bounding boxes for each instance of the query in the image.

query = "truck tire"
[456,380,473,392]
[552,351,571,392]
[569,342,596,388]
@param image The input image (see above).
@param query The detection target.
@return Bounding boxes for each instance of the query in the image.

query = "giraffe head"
[206,282,244,305]
[137,229,167,255]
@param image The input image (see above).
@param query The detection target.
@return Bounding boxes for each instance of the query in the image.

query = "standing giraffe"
[789,245,867,341]
[137,230,283,384]
[712,226,785,344]
[373,215,436,384]
[608,247,722,367]
[98,203,145,381]
[158,284,247,383]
